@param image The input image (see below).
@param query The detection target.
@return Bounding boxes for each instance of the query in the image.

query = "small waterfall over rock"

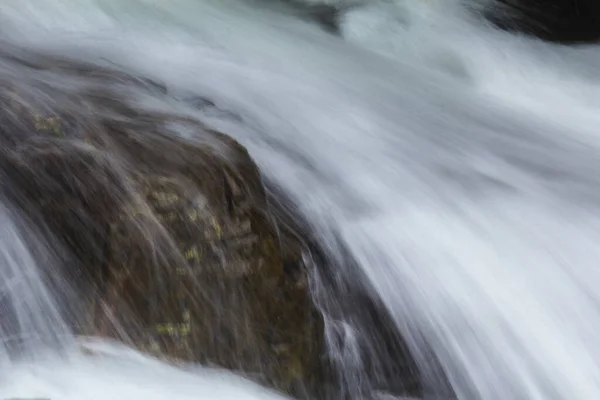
[0,1,599,400]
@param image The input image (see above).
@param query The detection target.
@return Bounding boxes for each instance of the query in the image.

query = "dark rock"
[0,47,428,400]
[485,0,600,44]
[0,53,328,398]
[264,182,434,399]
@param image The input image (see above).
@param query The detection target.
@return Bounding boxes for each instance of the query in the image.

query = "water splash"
[2,338,289,400]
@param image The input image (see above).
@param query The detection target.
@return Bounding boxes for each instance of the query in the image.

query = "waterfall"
[1,1,600,399]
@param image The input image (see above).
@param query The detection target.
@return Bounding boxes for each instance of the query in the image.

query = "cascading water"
[0,205,72,366]
[1,0,600,399]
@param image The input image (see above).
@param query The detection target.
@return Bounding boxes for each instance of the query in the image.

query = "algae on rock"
[0,55,329,398]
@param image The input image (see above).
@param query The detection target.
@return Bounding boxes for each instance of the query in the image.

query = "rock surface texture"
[0,47,426,400]
[0,52,328,398]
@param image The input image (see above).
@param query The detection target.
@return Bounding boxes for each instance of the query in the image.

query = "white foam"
[1,339,289,400]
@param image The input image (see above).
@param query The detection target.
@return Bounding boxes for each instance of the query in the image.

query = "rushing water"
[1,0,600,399]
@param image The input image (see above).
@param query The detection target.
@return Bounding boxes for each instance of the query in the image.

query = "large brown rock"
[0,49,430,400]
[0,60,329,398]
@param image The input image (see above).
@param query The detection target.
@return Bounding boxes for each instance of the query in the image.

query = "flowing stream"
[1,0,600,399]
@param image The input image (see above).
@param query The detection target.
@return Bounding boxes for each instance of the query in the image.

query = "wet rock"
[0,48,428,400]
[485,0,600,44]
[265,182,430,400]
[0,56,329,398]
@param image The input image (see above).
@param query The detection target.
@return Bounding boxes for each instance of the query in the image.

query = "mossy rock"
[0,61,329,398]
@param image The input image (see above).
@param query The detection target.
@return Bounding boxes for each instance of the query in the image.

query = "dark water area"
[487,0,600,44]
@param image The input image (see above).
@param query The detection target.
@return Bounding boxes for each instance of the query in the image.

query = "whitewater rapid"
[1,0,600,399]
